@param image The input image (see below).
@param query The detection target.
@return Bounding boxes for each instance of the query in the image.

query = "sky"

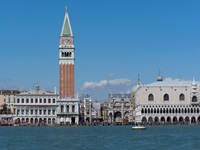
[0,0,200,102]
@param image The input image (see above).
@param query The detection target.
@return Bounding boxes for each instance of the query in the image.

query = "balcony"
[57,112,79,116]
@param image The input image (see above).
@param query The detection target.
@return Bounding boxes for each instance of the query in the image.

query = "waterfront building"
[92,101,102,123]
[80,95,103,125]
[0,90,20,114]
[108,94,133,125]
[132,75,200,124]
[0,114,15,126]
[82,95,92,124]
[57,7,79,125]
[101,103,108,123]
[14,85,58,125]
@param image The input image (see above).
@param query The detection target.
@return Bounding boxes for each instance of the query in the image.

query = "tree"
[0,103,8,114]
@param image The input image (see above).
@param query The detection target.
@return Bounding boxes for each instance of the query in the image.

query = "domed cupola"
[156,71,163,82]
[192,78,197,90]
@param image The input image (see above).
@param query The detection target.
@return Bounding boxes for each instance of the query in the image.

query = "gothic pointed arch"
[148,94,154,101]
[164,94,169,101]
[179,93,185,101]
[192,96,198,102]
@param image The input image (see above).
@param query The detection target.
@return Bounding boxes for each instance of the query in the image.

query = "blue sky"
[0,0,200,102]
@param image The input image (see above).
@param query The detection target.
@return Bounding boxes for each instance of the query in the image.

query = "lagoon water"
[0,125,200,150]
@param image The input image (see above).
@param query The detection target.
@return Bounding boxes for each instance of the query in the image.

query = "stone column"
[69,104,72,113]
[112,113,114,124]
[64,104,66,113]
[90,102,92,124]
[121,101,124,125]
[64,117,66,125]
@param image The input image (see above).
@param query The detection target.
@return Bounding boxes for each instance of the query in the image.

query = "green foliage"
[0,103,11,114]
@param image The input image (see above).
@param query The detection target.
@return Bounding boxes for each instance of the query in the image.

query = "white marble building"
[57,98,79,125]
[132,75,200,124]
[108,94,133,125]
[14,85,58,125]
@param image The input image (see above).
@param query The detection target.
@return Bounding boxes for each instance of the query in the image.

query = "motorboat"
[131,121,146,130]
[132,125,146,130]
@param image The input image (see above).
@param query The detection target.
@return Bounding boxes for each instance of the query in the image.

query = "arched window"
[61,105,64,113]
[164,94,169,101]
[148,94,154,101]
[179,94,185,101]
[72,105,75,113]
[192,96,198,102]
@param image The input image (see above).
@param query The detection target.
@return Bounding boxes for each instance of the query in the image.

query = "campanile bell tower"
[59,7,75,99]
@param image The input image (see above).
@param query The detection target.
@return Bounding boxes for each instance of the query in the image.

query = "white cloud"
[81,78,132,90]
[107,73,116,78]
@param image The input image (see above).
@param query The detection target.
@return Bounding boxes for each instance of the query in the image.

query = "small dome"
[157,75,163,81]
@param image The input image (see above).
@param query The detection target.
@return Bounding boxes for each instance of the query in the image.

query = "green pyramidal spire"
[61,6,73,36]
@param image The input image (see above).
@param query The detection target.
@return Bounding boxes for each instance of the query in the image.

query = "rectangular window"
[26,99,29,103]
[72,106,75,112]
[35,110,38,115]
[48,110,51,115]
[43,110,46,115]
[22,109,24,115]
[26,110,29,115]
[17,109,20,115]
[31,99,33,103]
[40,99,42,103]
[22,99,24,103]
[44,99,46,103]
[48,99,51,103]
[35,99,38,103]
[52,110,55,115]
[39,110,42,115]
[17,99,20,103]
[31,110,33,115]
[53,99,55,103]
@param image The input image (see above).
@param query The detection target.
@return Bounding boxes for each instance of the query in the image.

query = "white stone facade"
[14,86,58,125]
[57,98,79,125]
[132,78,200,124]
[108,94,133,125]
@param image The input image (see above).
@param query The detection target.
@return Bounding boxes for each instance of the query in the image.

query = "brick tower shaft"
[59,7,75,99]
